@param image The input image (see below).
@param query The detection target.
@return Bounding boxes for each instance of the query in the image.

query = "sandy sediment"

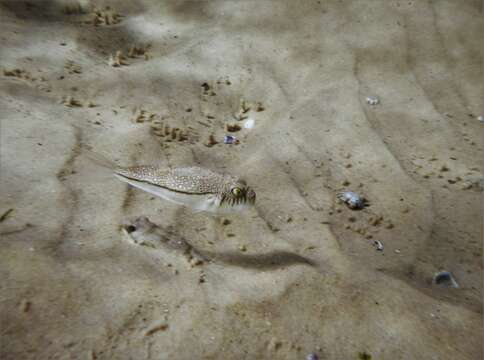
[0,1,482,359]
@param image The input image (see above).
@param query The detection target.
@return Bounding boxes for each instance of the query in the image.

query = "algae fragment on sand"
[0,208,14,222]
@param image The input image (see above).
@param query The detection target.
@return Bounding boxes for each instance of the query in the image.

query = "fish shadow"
[120,215,316,271]
[202,250,316,270]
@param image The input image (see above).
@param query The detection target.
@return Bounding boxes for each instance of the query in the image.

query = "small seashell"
[373,240,384,251]
[306,353,319,360]
[224,135,239,144]
[433,271,459,288]
[366,96,379,105]
[477,115,484,123]
[337,191,368,210]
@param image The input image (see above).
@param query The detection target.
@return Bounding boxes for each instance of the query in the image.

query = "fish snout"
[247,188,256,204]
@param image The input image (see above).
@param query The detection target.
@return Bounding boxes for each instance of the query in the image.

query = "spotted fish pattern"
[113,164,256,214]
[115,166,237,194]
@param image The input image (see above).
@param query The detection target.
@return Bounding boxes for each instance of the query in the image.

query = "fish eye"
[126,225,136,233]
[231,187,242,196]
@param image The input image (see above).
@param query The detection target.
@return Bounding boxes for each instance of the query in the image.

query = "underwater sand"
[1,1,483,359]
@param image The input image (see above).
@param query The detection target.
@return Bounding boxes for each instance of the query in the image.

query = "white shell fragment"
[433,271,459,288]
[337,191,369,210]
[373,240,384,251]
[477,115,484,123]
[366,96,379,105]
[244,118,255,129]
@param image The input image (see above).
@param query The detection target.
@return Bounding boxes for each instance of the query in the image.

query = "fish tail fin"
[83,148,118,171]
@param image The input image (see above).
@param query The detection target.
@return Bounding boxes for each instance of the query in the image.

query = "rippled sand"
[1,1,483,359]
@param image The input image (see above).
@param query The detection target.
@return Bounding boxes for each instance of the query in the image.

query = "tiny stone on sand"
[244,118,255,129]
[366,96,379,105]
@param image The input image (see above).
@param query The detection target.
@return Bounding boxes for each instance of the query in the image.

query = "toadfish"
[86,150,256,214]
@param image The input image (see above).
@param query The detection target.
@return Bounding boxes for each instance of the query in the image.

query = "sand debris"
[3,68,35,80]
[150,122,190,142]
[19,299,31,313]
[221,218,231,225]
[63,1,87,15]
[205,134,218,147]
[64,60,82,74]
[110,46,150,67]
[235,99,250,120]
[0,208,14,223]
[198,270,206,283]
[61,96,83,107]
[197,120,211,127]
[132,107,157,123]
[108,51,129,67]
[128,44,151,60]
[200,82,216,97]
[144,320,169,336]
[268,338,283,351]
[358,352,372,360]
[225,123,241,132]
[368,215,383,226]
[188,254,204,267]
[234,99,265,120]
[255,102,265,112]
[240,99,251,113]
[216,76,232,85]
[88,6,123,26]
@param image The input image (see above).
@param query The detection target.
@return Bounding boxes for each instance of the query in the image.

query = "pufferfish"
[86,151,256,214]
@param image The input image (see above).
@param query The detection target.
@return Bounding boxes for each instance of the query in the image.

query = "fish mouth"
[247,188,256,204]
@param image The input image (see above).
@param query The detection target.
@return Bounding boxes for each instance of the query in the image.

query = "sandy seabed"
[1,1,483,359]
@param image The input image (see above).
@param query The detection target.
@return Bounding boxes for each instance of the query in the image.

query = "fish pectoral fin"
[206,194,219,204]
[192,194,218,214]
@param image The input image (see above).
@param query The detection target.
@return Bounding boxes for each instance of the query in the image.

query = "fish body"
[85,150,256,214]
[114,165,255,214]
